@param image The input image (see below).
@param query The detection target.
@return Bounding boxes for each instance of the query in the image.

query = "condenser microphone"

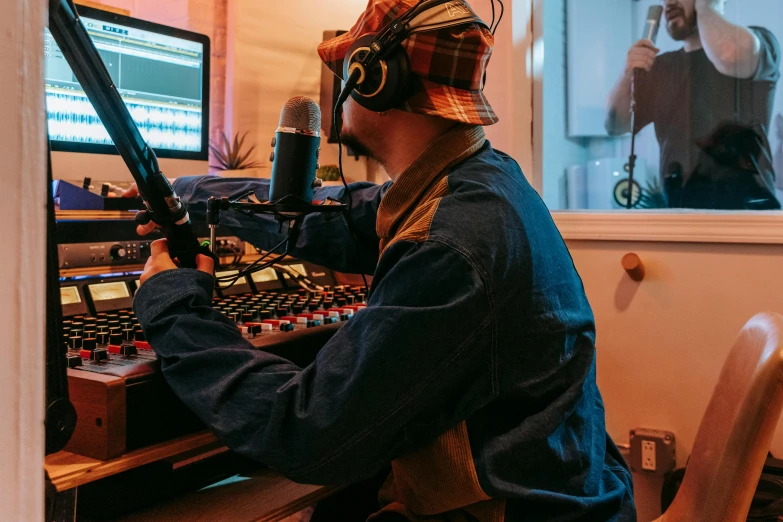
[269,96,322,206]
[642,5,663,44]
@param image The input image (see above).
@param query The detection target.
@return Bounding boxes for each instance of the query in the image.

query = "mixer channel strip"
[61,284,368,370]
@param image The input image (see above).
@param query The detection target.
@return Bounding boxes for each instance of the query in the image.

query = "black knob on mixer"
[82,337,97,351]
[66,355,83,368]
[110,244,128,260]
[134,330,146,341]
[120,344,138,356]
[109,333,123,346]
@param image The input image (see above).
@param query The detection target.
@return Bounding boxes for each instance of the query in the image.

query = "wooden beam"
[74,1,131,16]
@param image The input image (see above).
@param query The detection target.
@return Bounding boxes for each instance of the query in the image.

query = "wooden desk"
[115,469,338,522]
[45,431,222,491]
[45,431,337,521]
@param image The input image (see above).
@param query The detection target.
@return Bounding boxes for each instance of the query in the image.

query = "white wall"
[473,0,532,177]
[0,0,47,520]
[567,238,783,519]
[225,0,371,181]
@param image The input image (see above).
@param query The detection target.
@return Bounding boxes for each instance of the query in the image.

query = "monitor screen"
[44,5,210,160]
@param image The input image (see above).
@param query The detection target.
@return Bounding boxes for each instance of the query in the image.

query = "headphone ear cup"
[343,34,411,113]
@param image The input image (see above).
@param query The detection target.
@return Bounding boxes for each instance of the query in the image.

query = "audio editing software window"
[44,16,204,153]
[545,0,783,212]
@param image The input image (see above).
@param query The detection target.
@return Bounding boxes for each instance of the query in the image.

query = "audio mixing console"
[60,267,365,460]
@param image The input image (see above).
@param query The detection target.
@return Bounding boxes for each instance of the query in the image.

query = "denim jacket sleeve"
[173,176,390,274]
[133,238,494,485]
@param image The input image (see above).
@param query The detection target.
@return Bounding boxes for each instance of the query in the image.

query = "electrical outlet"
[641,440,656,471]
[629,428,675,475]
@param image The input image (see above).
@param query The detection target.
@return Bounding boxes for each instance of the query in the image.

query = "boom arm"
[47,0,201,267]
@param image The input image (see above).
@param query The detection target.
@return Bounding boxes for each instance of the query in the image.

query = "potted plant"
[209,130,266,178]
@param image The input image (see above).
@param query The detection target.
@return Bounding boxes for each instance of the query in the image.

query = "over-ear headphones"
[342,0,489,113]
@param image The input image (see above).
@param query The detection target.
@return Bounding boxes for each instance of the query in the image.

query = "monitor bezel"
[47,5,211,161]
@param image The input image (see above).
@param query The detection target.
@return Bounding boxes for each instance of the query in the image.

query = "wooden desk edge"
[257,485,342,522]
[45,431,220,491]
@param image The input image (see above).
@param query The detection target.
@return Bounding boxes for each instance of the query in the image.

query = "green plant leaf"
[237,132,247,155]
[209,143,229,169]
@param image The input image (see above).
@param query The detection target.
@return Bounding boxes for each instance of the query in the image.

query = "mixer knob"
[109,333,123,346]
[134,330,146,342]
[110,244,128,260]
[91,349,109,362]
[82,337,97,351]
[69,335,82,350]
[66,355,83,368]
[120,344,138,356]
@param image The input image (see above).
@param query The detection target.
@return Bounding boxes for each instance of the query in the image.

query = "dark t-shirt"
[636,27,781,192]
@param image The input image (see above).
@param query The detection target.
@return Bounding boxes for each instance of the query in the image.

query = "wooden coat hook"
[622,253,645,282]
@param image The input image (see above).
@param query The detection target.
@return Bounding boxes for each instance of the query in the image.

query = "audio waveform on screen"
[46,91,202,151]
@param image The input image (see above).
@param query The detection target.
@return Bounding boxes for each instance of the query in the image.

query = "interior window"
[543,0,783,212]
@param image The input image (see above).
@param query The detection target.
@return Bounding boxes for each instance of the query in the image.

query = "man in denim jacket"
[132,1,636,520]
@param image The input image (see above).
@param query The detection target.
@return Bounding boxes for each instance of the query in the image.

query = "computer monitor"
[44,5,210,161]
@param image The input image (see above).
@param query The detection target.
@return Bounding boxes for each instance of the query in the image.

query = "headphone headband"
[406,1,489,35]
[370,0,486,59]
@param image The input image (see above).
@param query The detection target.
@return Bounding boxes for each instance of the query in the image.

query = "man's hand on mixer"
[122,183,160,236]
[139,239,214,286]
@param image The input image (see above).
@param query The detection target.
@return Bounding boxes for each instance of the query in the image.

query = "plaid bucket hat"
[317,0,498,126]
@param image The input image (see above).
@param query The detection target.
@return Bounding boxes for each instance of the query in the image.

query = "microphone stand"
[44,0,204,458]
[207,195,345,257]
[627,69,640,210]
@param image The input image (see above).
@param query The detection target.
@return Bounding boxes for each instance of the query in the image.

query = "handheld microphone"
[642,5,663,44]
[269,97,322,206]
